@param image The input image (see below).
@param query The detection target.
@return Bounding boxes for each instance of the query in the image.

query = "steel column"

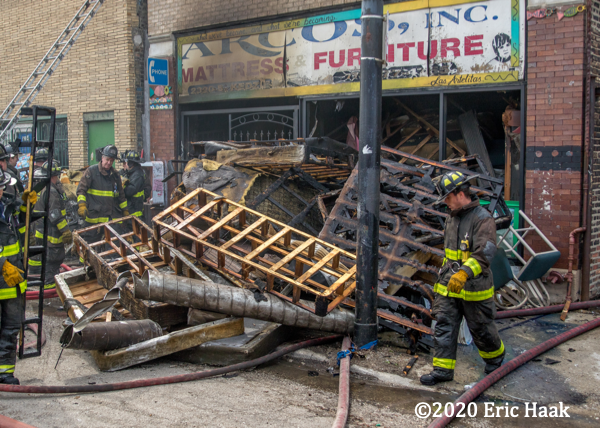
[355,0,383,347]
[439,92,447,161]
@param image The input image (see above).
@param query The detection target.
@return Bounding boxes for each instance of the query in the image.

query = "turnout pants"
[432,294,504,376]
[29,240,65,289]
[0,296,23,376]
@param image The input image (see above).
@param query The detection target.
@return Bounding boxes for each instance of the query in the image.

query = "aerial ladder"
[0,0,106,358]
[0,0,106,144]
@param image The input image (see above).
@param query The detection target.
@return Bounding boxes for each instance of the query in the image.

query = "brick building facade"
[0,0,146,169]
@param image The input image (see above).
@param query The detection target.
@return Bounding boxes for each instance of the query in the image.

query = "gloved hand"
[21,190,38,206]
[123,179,130,187]
[122,210,130,216]
[447,270,469,294]
[78,202,87,218]
[2,261,24,288]
[62,229,73,245]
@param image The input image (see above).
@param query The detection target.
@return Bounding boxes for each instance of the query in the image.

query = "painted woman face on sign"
[492,33,511,63]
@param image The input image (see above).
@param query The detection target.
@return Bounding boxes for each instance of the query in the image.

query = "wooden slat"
[296,250,339,283]
[244,227,291,261]
[198,206,244,240]
[270,239,316,272]
[175,200,221,231]
[322,265,357,297]
[220,217,268,250]
[393,126,421,149]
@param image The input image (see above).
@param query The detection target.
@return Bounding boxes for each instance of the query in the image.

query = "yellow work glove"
[122,209,130,216]
[78,202,87,218]
[62,229,73,245]
[2,261,24,288]
[447,270,469,294]
[21,190,38,206]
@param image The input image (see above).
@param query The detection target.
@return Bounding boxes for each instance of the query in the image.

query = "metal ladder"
[18,106,56,359]
[0,0,105,143]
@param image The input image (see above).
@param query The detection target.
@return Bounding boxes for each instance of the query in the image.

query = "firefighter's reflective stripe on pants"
[479,341,505,360]
[0,365,15,374]
[28,259,42,267]
[44,282,56,290]
[434,283,494,301]
[0,281,27,300]
[433,358,456,370]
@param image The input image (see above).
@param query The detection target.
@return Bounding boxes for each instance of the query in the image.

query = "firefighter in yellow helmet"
[420,171,504,386]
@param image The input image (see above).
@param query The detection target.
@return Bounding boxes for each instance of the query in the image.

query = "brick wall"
[148,0,360,36]
[525,9,585,269]
[149,56,177,196]
[589,1,600,298]
[0,0,143,169]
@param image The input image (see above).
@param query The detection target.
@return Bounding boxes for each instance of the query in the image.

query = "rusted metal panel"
[319,149,511,321]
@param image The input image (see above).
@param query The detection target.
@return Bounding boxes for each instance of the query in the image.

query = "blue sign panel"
[148,58,169,86]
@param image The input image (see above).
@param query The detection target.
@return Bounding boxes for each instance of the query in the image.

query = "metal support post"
[355,0,383,347]
[439,92,447,161]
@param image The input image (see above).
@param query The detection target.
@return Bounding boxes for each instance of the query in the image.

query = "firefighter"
[76,145,128,257]
[420,171,504,386]
[28,161,71,290]
[5,145,24,194]
[122,151,150,222]
[0,146,22,216]
[0,168,37,385]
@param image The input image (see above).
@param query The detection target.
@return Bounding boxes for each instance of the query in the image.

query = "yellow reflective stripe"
[132,211,143,217]
[0,242,21,257]
[57,219,68,231]
[433,358,456,370]
[79,256,85,263]
[0,365,15,374]
[20,205,26,213]
[479,341,505,360]
[133,190,144,198]
[35,230,63,244]
[118,200,127,209]
[28,259,42,266]
[77,195,86,203]
[18,226,26,234]
[445,248,471,261]
[44,283,56,290]
[0,281,27,300]
[464,258,482,277]
[434,283,494,301]
[85,216,109,224]
[61,209,67,216]
[87,189,114,197]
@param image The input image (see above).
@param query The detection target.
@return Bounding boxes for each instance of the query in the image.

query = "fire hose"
[428,314,600,428]
[0,335,341,394]
[496,300,600,319]
[332,336,351,428]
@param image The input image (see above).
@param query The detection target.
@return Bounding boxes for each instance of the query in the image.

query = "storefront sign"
[178,0,524,101]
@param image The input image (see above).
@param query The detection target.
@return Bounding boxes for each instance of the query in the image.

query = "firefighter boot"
[484,357,504,374]
[420,369,453,386]
[0,374,20,385]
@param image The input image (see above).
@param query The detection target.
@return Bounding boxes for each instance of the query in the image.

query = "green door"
[88,120,115,165]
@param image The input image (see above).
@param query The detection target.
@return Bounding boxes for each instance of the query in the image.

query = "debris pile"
[61,118,559,372]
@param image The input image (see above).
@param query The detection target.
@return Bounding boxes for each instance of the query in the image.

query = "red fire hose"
[0,335,341,394]
[331,336,351,428]
[427,315,600,428]
[496,300,600,319]
[25,289,58,301]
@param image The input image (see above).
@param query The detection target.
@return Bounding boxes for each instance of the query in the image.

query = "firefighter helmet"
[102,145,119,159]
[0,168,17,189]
[434,171,479,203]
[125,150,142,164]
[35,148,49,162]
[42,160,62,177]
[0,145,8,161]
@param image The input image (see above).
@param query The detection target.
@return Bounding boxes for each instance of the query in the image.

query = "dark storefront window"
[37,119,69,167]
